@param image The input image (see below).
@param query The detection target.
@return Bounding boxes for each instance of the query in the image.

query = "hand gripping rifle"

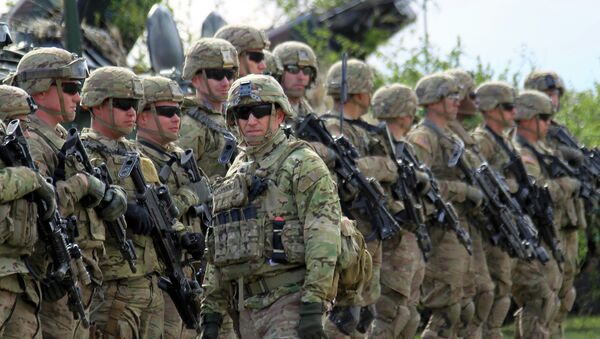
[0,120,90,327]
[118,152,201,332]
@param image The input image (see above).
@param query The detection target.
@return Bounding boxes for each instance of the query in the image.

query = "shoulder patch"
[411,133,431,152]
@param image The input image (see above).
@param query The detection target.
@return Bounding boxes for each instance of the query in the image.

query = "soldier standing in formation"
[214,25,269,77]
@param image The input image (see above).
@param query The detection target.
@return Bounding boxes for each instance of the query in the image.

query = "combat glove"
[356,304,376,334]
[415,170,431,196]
[328,305,361,335]
[97,185,128,221]
[298,302,327,339]
[41,277,66,302]
[181,232,205,260]
[465,185,484,207]
[34,173,57,221]
[124,203,153,235]
[200,313,223,339]
[80,173,107,208]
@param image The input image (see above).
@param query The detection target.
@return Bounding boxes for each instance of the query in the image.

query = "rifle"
[180,149,212,224]
[118,152,201,332]
[60,128,137,273]
[382,126,431,260]
[448,138,548,262]
[294,114,401,241]
[0,119,90,327]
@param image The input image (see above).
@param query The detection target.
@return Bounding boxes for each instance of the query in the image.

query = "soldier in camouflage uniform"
[135,76,210,339]
[178,38,239,180]
[79,66,164,339]
[512,90,568,339]
[471,81,519,338]
[524,71,586,339]
[368,84,427,339]
[0,85,57,339]
[272,41,318,118]
[406,73,476,339]
[263,50,283,83]
[200,74,341,339]
[12,47,128,339]
[445,69,495,339]
[214,24,269,77]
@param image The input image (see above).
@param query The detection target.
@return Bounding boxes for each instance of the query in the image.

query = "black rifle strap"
[138,140,179,182]
[187,108,236,141]
[321,114,384,134]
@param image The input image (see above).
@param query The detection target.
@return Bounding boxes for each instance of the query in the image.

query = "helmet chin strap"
[36,79,75,119]
[136,104,179,142]
[199,70,227,103]
[237,103,276,145]
[92,98,134,136]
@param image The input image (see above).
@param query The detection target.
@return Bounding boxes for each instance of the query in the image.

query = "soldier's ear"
[191,74,203,90]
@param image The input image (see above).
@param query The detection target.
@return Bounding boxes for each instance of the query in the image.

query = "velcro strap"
[215,206,257,225]
[245,268,306,297]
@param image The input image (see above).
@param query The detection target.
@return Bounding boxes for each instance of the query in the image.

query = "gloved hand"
[356,304,377,334]
[124,203,153,235]
[298,302,326,339]
[563,177,582,197]
[466,185,484,207]
[41,277,66,302]
[328,305,361,335]
[80,173,106,209]
[415,170,431,196]
[181,232,205,260]
[200,313,223,339]
[97,185,128,221]
[34,173,57,221]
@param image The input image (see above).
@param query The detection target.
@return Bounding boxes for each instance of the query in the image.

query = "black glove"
[124,203,152,235]
[328,305,361,335]
[41,277,67,302]
[97,185,128,221]
[34,173,57,221]
[181,232,205,260]
[356,304,376,334]
[200,313,223,339]
[298,302,326,339]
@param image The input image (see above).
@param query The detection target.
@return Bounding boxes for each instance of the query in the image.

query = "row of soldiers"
[0,22,595,339]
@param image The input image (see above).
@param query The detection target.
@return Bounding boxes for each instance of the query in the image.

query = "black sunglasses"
[155,106,181,118]
[205,69,236,81]
[538,114,552,121]
[246,51,265,64]
[500,103,515,111]
[232,103,273,120]
[55,81,82,95]
[112,98,139,111]
[284,65,314,78]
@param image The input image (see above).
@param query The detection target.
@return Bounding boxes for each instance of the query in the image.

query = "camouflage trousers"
[90,275,164,339]
[459,224,495,339]
[40,282,95,339]
[512,244,562,339]
[482,241,514,339]
[237,291,307,338]
[550,229,579,339]
[0,274,41,339]
[421,225,470,339]
[370,231,425,339]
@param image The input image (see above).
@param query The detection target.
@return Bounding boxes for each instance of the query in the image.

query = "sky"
[2,0,599,91]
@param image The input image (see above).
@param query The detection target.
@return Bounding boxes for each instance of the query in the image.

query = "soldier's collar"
[244,129,287,162]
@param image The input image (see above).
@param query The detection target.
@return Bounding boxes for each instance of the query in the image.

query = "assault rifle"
[382,126,431,260]
[119,152,201,332]
[294,113,401,241]
[59,128,137,273]
[180,149,212,224]
[448,139,548,262]
[394,140,472,254]
[0,119,90,327]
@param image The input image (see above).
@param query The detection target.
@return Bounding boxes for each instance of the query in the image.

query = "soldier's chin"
[64,110,77,122]
[284,88,305,98]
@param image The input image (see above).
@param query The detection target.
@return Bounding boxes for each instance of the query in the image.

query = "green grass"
[502,316,600,339]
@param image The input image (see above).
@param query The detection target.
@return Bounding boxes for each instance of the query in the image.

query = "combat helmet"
[138,76,184,141]
[445,68,476,115]
[12,47,87,117]
[0,85,37,125]
[524,70,565,96]
[273,41,318,93]
[263,50,283,82]
[514,90,553,121]
[415,73,459,106]
[326,58,373,98]
[475,81,516,112]
[371,84,418,119]
[215,25,270,76]
[81,66,143,135]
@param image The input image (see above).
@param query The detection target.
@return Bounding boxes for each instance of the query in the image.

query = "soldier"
[178,38,239,180]
[272,41,318,118]
[263,50,283,82]
[512,90,569,339]
[406,73,475,339]
[471,81,518,338]
[369,84,427,339]
[135,76,209,339]
[322,59,399,338]
[445,69,495,339]
[524,71,585,338]
[79,66,163,339]
[214,24,269,77]
[200,74,341,339]
[12,47,127,339]
[0,85,57,338]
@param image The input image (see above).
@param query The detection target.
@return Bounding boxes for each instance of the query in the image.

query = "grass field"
[501,316,600,338]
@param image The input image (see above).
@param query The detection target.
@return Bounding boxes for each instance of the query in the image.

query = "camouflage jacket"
[201,129,341,313]
[289,97,313,121]
[471,124,519,193]
[81,128,161,280]
[179,99,233,180]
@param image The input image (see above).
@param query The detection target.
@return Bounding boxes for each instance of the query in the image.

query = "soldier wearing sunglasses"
[0,84,58,338]
[214,24,270,77]
[13,48,128,339]
[513,90,571,339]
[179,38,240,181]
[136,76,210,339]
[79,66,166,339]
[273,41,318,118]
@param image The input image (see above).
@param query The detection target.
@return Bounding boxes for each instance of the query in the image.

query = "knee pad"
[459,299,475,328]
[474,290,494,325]
[402,305,421,339]
[487,295,511,329]
[560,287,576,313]
[426,302,461,338]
